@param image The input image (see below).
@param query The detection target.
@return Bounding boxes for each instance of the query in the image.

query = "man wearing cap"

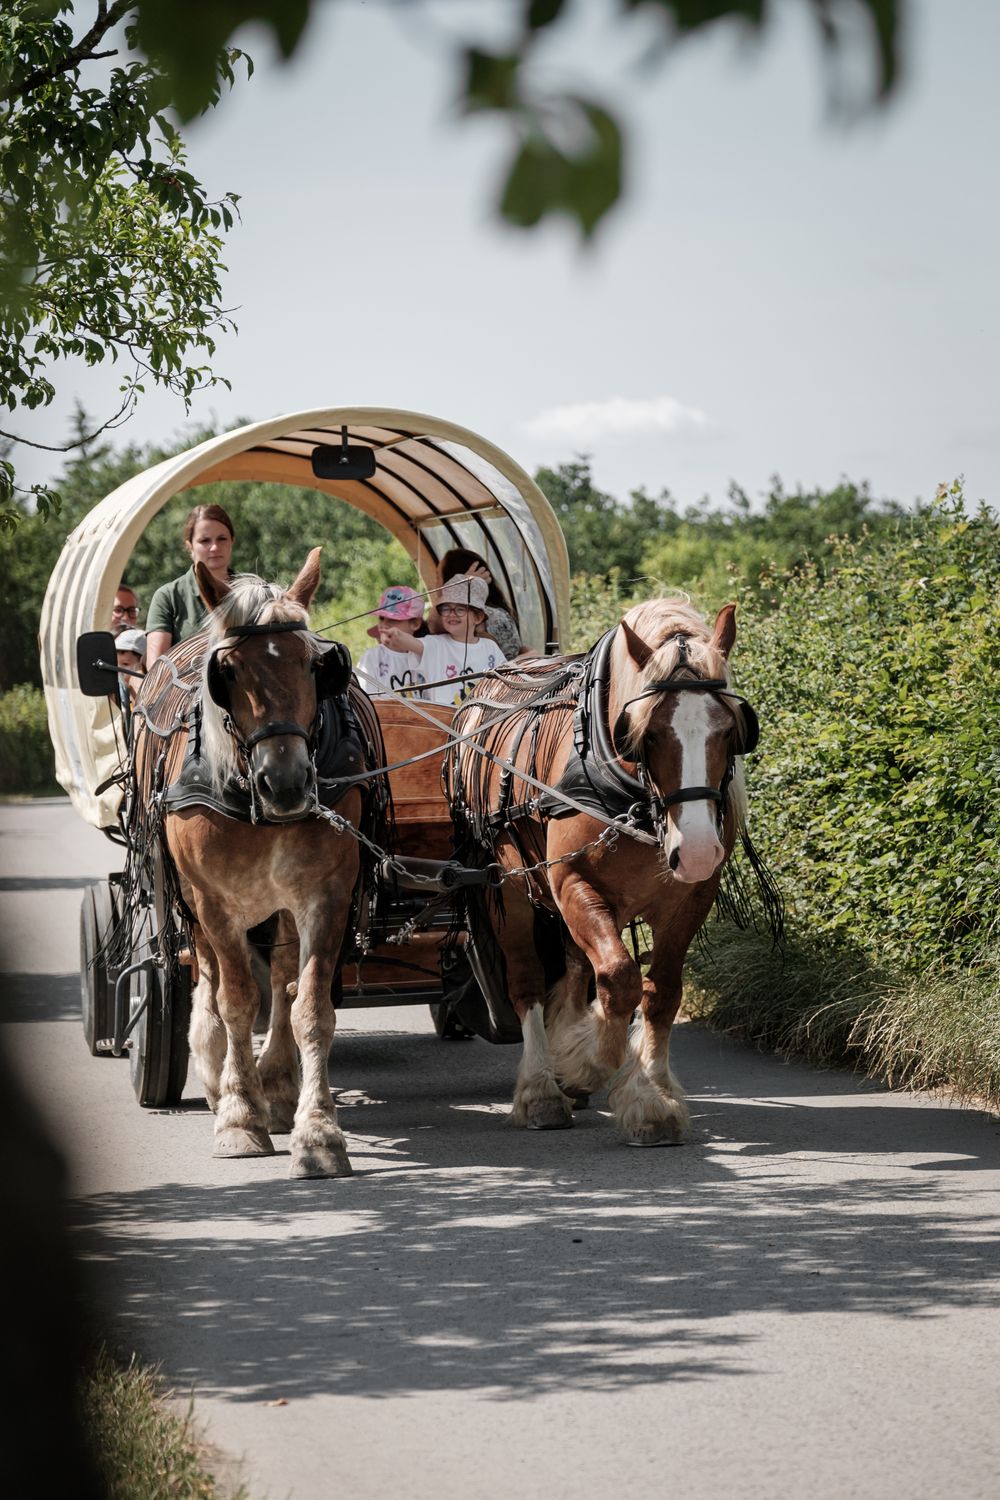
[380,574,506,706]
[354,585,428,698]
[115,628,146,706]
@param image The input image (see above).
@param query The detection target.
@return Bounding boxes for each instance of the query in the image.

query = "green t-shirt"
[144,567,209,644]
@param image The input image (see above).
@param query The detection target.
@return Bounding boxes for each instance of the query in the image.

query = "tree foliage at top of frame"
[133,0,902,240]
[0,0,246,526]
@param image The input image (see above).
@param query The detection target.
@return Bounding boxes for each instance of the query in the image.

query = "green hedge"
[0,684,60,796]
[687,483,1000,1104]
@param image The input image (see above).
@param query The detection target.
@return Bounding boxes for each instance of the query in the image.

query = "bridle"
[205,619,352,795]
[611,633,760,838]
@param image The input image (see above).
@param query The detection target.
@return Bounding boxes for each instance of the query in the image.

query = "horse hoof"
[526,1098,574,1131]
[290,1142,353,1179]
[213,1126,274,1157]
[623,1120,684,1147]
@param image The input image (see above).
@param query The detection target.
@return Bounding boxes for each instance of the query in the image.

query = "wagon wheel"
[459,890,524,1045]
[429,1000,476,1041]
[79,877,123,1057]
[129,848,192,1108]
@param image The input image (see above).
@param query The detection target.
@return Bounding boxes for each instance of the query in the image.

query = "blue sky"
[28,0,1000,510]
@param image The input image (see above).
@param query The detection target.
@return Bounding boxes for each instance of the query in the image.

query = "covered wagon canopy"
[40,406,571,829]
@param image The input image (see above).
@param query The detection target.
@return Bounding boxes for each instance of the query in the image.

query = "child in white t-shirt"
[380,574,507,706]
[353,585,427,697]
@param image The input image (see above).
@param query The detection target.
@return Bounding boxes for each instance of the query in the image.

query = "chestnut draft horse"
[448,598,772,1146]
[132,549,375,1177]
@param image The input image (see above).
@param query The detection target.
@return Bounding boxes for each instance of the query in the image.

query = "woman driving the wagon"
[144,503,236,669]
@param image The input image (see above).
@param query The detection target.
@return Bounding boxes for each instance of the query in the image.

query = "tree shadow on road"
[71,1023,1000,1405]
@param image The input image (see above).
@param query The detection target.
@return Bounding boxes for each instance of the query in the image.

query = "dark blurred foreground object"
[0,1023,105,1499]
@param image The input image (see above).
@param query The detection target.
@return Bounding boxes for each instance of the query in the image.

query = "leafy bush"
[734,483,999,969]
[687,482,1000,1104]
[0,685,59,795]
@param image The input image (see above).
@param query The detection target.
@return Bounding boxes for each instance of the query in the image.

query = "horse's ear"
[288,547,322,609]
[196,561,231,611]
[712,603,738,660]
[620,619,653,669]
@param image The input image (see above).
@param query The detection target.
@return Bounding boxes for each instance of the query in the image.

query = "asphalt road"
[3,800,1000,1500]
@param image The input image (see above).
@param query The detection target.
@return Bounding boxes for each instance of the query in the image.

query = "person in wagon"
[110,583,141,638]
[430,547,522,658]
[354,585,428,697]
[380,573,506,706]
[114,627,146,706]
[144,503,236,668]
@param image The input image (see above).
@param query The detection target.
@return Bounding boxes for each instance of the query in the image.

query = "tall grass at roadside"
[82,1347,246,1500]
[686,928,1000,1110]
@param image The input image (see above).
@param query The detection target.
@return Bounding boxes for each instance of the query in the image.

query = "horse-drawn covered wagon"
[42,406,777,1176]
[41,411,567,1141]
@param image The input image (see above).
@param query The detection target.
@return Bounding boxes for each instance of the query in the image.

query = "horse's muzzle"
[253,742,315,819]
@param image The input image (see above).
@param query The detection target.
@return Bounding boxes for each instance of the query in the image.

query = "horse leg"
[200,910,273,1157]
[546,873,638,1095]
[188,930,226,1113]
[287,905,352,1179]
[501,884,573,1131]
[545,937,594,1107]
[257,910,300,1135]
[608,959,688,1147]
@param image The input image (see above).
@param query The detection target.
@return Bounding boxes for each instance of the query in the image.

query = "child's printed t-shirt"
[354,644,427,697]
[418,635,506,707]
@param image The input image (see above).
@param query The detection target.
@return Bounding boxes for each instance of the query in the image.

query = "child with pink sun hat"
[354,585,428,697]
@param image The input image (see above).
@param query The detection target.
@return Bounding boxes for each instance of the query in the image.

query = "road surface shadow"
[71,1024,1000,1405]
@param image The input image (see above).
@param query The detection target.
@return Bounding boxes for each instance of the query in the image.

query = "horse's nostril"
[668,848,680,871]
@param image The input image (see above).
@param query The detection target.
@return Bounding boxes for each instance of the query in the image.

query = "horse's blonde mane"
[201,572,317,789]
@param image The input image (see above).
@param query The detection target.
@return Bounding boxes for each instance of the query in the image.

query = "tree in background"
[640,476,911,603]
[0,1,244,527]
[1,2,906,529]
[540,455,911,605]
[536,457,677,578]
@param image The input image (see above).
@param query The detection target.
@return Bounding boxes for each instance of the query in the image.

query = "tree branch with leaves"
[0,0,247,528]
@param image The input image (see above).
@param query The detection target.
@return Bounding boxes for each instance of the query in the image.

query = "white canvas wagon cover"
[40,406,571,829]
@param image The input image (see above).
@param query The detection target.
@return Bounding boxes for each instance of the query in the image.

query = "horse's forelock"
[209,574,310,637]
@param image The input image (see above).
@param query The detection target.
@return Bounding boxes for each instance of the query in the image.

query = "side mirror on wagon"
[76,631,120,696]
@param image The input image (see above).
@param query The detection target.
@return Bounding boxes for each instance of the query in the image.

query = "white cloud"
[521,395,710,443]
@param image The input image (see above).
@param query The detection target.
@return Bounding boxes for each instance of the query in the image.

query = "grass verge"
[82,1347,247,1500]
[686,922,1000,1112]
